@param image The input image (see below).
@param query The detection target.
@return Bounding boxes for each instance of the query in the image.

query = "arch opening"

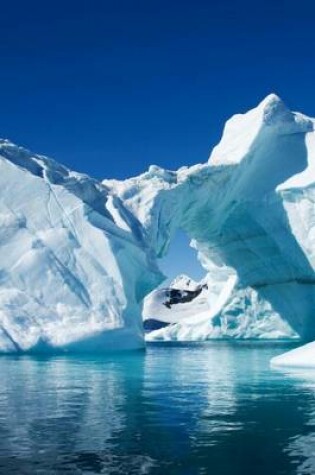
[158,229,205,286]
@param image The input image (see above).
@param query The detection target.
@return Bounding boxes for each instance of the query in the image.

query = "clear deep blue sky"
[1,0,315,180]
[1,0,315,280]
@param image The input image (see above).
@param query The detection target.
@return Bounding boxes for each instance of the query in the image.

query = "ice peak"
[0,138,13,146]
[259,93,285,109]
[258,93,294,126]
[256,94,313,133]
[210,94,314,166]
[170,274,199,290]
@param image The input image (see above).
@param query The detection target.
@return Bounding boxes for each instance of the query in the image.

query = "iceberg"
[144,274,297,341]
[142,275,211,331]
[0,140,163,352]
[1,93,315,352]
[270,342,315,368]
[107,94,315,342]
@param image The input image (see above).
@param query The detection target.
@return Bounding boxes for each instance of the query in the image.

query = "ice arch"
[1,94,315,353]
[106,94,315,340]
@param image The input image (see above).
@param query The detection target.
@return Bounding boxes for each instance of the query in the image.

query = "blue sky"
[1,0,315,280]
[159,230,205,284]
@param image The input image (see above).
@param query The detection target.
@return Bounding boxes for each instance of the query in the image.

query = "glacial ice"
[271,342,315,368]
[107,94,315,342]
[0,140,163,352]
[144,274,297,341]
[1,93,315,352]
[142,274,211,331]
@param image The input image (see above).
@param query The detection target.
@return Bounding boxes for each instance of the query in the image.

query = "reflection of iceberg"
[1,344,315,472]
[288,433,315,475]
[0,358,126,458]
[143,343,238,440]
[271,367,315,475]
[0,355,157,473]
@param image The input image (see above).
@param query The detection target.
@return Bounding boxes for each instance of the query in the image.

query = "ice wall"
[0,140,163,352]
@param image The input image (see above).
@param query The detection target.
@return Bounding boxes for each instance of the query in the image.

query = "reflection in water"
[0,342,314,474]
[274,368,315,475]
[0,355,154,474]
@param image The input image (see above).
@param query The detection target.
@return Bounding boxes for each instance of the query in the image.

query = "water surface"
[0,341,315,474]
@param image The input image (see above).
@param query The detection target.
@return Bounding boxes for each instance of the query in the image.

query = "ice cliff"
[1,93,315,352]
[0,140,162,352]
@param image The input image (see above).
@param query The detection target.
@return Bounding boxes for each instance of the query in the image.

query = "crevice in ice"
[44,180,80,242]
[0,324,21,352]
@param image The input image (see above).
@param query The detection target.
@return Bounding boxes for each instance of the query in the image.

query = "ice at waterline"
[1,93,315,353]
[271,342,315,368]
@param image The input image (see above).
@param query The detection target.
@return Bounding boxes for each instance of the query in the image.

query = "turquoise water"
[1,342,315,474]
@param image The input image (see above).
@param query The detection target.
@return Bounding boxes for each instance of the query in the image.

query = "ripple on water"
[0,341,314,474]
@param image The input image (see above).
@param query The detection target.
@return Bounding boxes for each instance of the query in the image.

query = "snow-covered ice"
[0,140,163,352]
[142,275,211,331]
[1,93,315,351]
[271,342,315,368]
